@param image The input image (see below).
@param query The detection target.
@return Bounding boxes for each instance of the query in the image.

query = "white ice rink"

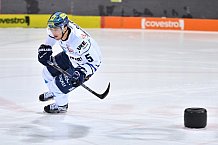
[0,28,218,145]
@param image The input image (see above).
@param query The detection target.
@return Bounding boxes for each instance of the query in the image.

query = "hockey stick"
[47,61,110,99]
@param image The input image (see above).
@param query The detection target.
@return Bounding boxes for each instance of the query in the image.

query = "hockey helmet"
[47,12,69,28]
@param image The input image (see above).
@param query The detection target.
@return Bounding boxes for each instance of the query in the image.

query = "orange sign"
[101,16,218,32]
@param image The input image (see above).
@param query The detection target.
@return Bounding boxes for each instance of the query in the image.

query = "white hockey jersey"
[45,22,102,77]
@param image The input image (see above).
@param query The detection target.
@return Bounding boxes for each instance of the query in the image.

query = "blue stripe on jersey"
[87,63,97,74]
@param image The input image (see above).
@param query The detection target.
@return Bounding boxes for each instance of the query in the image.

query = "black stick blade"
[82,82,110,99]
[96,82,110,99]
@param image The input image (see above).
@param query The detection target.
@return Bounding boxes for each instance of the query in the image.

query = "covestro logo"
[141,18,184,30]
[0,16,30,26]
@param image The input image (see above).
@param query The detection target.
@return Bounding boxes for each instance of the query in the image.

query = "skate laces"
[44,92,54,99]
[50,103,59,110]
[50,103,67,111]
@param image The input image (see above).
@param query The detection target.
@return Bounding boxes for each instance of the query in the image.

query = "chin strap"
[61,26,68,39]
[61,30,67,39]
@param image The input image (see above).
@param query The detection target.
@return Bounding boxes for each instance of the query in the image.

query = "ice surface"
[0,28,218,144]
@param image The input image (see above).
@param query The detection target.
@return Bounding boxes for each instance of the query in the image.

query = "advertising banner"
[1,14,218,31]
[102,16,218,31]
[0,14,101,28]
[0,14,50,28]
[141,18,184,30]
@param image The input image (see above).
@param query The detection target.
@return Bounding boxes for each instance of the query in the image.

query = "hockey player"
[38,12,102,113]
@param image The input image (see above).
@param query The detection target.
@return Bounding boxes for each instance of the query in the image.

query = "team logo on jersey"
[81,34,87,39]
[77,41,88,50]
[66,44,74,52]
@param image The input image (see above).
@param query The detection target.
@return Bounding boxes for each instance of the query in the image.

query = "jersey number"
[85,54,94,62]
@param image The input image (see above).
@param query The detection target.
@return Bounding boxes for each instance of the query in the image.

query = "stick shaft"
[47,61,110,99]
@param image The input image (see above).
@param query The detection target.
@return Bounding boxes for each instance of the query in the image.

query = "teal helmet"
[47,12,69,28]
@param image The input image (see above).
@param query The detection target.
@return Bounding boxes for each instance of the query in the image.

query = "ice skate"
[44,103,68,113]
[39,92,54,101]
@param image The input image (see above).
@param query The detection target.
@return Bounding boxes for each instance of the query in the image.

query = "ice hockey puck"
[184,108,207,128]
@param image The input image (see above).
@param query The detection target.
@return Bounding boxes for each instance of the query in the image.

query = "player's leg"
[47,51,72,77]
[41,67,74,113]
[40,52,74,113]
[43,74,69,113]
[39,51,72,101]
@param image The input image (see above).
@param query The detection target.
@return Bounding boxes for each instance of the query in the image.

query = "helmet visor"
[47,27,63,38]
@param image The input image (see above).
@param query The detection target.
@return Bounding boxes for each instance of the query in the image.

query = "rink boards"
[0,14,218,31]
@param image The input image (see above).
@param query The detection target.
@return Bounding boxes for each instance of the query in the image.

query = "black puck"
[184,108,207,128]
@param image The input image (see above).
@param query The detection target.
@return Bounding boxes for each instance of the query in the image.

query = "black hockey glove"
[38,44,53,66]
[70,67,87,87]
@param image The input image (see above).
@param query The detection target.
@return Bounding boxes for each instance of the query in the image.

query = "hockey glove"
[38,44,53,66]
[70,67,87,87]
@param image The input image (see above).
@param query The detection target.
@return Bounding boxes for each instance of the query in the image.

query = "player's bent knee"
[55,73,75,94]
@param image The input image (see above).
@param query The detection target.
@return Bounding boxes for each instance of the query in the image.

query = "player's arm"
[68,28,101,86]
[68,49,101,88]
[80,48,101,77]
